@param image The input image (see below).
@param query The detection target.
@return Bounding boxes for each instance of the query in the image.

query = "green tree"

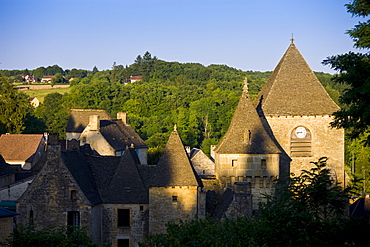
[3,224,97,247]
[35,93,69,138]
[0,76,30,133]
[323,0,370,144]
[51,73,65,86]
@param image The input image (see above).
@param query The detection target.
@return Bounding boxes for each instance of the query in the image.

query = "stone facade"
[265,115,345,184]
[17,143,93,231]
[99,204,149,247]
[149,186,200,235]
[215,153,279,208]
[0,216,14,243]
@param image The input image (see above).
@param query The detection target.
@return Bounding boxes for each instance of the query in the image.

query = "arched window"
[290,126,312,157]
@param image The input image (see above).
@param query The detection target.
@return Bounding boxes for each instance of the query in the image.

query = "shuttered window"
[291,126,312,157]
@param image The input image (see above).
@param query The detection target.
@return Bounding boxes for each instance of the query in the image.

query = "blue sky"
[0,0,363,73]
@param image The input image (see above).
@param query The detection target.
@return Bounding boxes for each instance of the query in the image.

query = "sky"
[0,0,365,73]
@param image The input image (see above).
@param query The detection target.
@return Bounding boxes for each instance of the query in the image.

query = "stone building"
[255,41,344,185]
[17,135,149,247]
[213,83,288,209]
[66,110,148,165]
[145,130,204,235]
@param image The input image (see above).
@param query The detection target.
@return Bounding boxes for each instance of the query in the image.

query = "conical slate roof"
[214,84,281,154]
[255,42,339,116]
[153,130,200,187]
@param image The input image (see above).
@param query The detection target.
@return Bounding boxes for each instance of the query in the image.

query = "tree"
[3,224,97,247]
[35,92,69,138]
[0,76,30,133]
[51,73,65,86]
[323,0,370,144]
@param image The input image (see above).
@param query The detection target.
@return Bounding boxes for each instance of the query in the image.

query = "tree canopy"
[323,0,370,144]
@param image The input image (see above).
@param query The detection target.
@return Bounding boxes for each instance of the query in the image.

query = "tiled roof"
[62,151,102,205]
[66,109,112,133]
[152,131,201,187]
[255,43,340,116]
[62,148,148,205]
[0,134,44,163]
[102,149,148,204]
[214,89,281,154]
[100,120,147,150]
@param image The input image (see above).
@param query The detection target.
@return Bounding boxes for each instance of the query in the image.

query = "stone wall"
[215,153,280,209]
[149,186,199,235]
[0,217,14,243]
[265,115,345,185]
[99,204,148,247]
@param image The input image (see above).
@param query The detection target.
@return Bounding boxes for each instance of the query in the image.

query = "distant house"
[41,76,55,83]
[30,97,40,107]
[0,134,47,169]
[130,75,142,83]
[20,75,39,84]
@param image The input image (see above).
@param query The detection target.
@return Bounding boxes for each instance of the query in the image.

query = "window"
[29,209,34,224]
[117,209,130,227]
[232,159,238,167]
[261,159,267,169]
[140,205,144,211]
[117,239,130,247]
[172,196,178,204]
[70,190,77,200]
[291,126,312,157]
[67,211,80,232]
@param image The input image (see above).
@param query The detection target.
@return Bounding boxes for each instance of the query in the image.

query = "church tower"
[255,41,345,185]
[214,81,289,209]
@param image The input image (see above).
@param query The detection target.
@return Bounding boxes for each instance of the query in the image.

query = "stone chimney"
[47,133,61,160]
[117,112,128,124]
[89,115,100,130]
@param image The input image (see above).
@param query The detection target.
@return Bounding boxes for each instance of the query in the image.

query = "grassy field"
[22,87,71,102]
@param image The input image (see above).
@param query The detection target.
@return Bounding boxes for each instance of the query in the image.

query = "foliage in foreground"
[142,158,370,247]
[1,224,97,247]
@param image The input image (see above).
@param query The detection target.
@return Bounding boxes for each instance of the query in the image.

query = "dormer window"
[244,129,251,143]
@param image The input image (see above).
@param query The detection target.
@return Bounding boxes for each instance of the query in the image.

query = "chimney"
[89,115,100,130]
[46,133,61,160]
[117,112,128,124]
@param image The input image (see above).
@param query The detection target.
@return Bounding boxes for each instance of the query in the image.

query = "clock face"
[295,127,307,138]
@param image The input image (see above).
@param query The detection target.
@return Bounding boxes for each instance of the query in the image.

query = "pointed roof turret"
[153,130,200,187]
[255,43,339,116]
[214,84,281,154]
